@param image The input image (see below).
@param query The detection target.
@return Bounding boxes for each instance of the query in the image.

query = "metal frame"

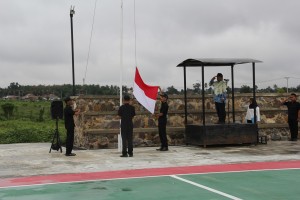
[177,58,262,128]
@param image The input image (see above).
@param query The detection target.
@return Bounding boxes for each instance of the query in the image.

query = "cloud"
[0,0,299,90]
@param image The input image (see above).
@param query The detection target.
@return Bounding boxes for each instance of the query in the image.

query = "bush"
[1,103,15,119]
[0,120,66,144]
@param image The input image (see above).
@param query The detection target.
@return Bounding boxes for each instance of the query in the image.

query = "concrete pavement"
[0,141,299,178]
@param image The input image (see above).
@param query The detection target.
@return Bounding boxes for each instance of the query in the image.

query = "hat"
[217,73,223,77]
[64,96,72,103]
[160,93,168,99]
[123,94,130,101]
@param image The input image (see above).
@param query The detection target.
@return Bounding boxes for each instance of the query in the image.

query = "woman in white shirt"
[245,97,260,123]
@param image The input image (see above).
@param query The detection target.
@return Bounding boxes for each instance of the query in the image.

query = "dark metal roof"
[177,58,262,67]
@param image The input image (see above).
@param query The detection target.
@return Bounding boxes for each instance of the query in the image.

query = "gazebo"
[177,58,262,147]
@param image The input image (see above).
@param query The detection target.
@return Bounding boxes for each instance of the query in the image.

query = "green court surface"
[1,169,300,200]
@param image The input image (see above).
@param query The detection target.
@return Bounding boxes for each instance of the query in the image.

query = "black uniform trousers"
[121,127,133,155]
[215,102,226,123]
[66,127,74,154]
[158,118,168,148]
[288,119,298,140]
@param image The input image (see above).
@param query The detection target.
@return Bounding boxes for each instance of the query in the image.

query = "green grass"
[0,100,66,144]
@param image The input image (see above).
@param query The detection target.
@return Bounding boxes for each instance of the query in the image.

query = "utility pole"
[70,6,75,96]
[284,77,290,93]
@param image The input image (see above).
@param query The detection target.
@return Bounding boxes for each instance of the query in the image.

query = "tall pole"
[70,6,76,96]
[120,0,123,105]
[118,0,124,152]
[284,77,290,93]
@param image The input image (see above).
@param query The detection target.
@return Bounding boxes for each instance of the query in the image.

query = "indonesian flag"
[133,67,159,114]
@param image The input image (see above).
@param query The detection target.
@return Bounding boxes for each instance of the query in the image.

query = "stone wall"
[73,93,297,149]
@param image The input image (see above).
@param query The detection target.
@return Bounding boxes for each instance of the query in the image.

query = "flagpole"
[118,0,123,152]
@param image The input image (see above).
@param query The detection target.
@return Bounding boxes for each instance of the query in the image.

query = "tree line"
[1,82,300,98]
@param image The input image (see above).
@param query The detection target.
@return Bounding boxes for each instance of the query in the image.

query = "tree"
[166,86,179,94]
[1,103,15,119]
[192,82,201,94]
[240,85,252,93]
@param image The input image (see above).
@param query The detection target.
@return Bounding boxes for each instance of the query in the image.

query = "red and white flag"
[133,67,159,114]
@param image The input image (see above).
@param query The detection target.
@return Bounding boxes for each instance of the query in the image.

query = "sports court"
[1,160,300,200]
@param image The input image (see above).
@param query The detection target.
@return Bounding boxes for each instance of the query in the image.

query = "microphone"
[224,79,229,82]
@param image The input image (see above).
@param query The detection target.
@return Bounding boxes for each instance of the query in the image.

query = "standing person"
[64,97,80,156]
[209,73,227,124]
[245,97,261,123]
[156,88,169,151]
[118,94,136,157]
[281,93,300,141]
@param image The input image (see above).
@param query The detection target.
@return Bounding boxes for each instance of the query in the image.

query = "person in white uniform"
[245,97,260,123]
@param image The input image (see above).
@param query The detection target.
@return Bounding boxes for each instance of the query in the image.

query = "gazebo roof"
[177,58,262,67]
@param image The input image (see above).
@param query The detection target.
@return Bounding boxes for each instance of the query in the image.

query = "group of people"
[62,87,169,157]
[209,73,261,124]
[63,73,300,157]
[210,72,300,142]
[117,87,169,157]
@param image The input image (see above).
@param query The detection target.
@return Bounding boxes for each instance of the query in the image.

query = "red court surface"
[1,160,300,188]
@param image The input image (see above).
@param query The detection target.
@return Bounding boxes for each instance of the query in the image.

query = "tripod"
[49,117,62,153]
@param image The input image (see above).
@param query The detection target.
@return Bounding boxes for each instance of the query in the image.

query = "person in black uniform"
[118,94,136,157]
[64,97,80,156]
[281,93,300,141]
[156,89,169,151]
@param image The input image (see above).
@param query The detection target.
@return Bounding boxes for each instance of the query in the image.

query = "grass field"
[0,100,66,144]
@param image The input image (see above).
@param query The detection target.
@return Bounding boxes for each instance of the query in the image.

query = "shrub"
[1,103,15,119]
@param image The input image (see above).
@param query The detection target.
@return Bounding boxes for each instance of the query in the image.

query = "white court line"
[171,175,243,200]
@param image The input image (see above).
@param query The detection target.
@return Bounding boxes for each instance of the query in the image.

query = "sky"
[0,0,300,90]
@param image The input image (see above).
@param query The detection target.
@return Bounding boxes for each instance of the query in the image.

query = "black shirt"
[64,105,75,129]
[118,103,135,128]
[283,101,300,120]
[159,102,169,120]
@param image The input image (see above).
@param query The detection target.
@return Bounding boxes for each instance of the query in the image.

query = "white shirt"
[245,106,260,123]
[212,81,227,95]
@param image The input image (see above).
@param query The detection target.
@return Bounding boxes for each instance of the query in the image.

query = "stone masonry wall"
[73,93,297,149]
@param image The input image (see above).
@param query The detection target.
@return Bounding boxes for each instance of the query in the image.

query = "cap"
[160,93,168,99]
[217,73,223,77]
[123,94,130,101]
[64,96,72,103]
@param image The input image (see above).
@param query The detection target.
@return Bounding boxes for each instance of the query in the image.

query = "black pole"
[231,65,235,122]
[252,62,257,123]
[252,62,259,144]
[183,66,187,125]
[70,7,75,96]
[201,65,205,126]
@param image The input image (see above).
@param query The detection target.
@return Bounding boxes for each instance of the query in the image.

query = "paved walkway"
[0,141,299,178]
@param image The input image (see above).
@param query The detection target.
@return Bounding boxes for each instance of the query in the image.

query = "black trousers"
[215,102,226,123]
[158,118,168,148]
[288,119,298,140]
[66,127,74,154]
[121,127,133,155]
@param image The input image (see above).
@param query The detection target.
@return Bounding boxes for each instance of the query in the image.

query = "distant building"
[48,94,60,101]
[2,95,19,100]
[42,94,60,101]
[21,93,38,101]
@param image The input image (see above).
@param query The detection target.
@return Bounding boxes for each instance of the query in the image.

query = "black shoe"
[120,154,128,157]
[65,153,76,156]
[160,147,169,151]
[128,154,133,157]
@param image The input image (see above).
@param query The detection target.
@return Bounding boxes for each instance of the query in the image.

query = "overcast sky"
[1,0,300,90]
